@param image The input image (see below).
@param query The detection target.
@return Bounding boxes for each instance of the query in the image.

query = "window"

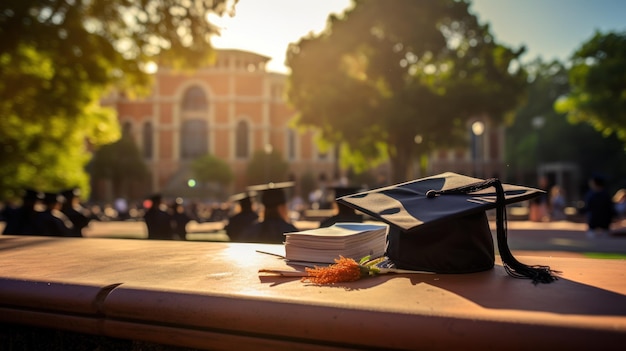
[122,121,132,138]
[142,122,153,159]
[235,120,249,158]
[181,119,208,159]
[180,85,209,159]
[182,86,207,111]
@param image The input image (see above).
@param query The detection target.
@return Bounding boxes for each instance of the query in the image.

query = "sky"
[210,0,626,74]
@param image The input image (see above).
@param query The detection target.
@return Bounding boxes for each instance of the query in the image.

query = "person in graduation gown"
[245,182,297,244]
[144,193,174,240]
[2,189,41,235]
[170,197,191,240]
[61,187,91,237]
[33,192,74,237]
[318,186,364,228]
[224,191,259,242]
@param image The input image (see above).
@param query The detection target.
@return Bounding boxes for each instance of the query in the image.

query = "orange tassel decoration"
[301,256,378,284]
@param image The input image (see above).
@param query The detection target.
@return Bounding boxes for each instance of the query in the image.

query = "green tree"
[506,59,571,183]
[89,133,150,199]
[508,59,626,198]
[286,0,527,183]
[555,31,626,144]
[0,0,235,199]
[191,154,234,187]
[246,149,290,185]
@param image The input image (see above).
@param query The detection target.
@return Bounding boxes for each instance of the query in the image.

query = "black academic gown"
[2,205,24,235]
[245,217,297,244]
[224,210,259,242]
[33,209,73,237]
[62,205,91,237]
[144,207,173,240]
[171,210,191,240]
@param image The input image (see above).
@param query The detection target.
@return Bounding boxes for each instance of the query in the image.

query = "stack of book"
[284,222,389,264]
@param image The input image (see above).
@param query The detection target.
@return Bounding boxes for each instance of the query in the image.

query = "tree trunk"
[389,146,413,184]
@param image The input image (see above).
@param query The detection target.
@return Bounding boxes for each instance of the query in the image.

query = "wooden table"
[0,235,625,350]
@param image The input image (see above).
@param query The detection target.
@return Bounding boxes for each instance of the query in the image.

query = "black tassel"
[430,178,559,284]
[493,179,558,284]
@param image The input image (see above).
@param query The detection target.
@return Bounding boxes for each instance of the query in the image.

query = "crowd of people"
[222,183,366,244]
[3,174,626,242]
[528,174,626,237]
[0,182,358,243]
[1,188,91,237]
[0,188,227,240]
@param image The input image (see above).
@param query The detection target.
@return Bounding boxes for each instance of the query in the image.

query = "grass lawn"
[583,252,626,259]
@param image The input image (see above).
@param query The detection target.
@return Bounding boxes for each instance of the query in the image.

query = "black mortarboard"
[61,187,81,201]
[337,172,558,284]
[247,181,294,208]
[42,192,64,205]
[229,190,257,203]
[150,193,162,203]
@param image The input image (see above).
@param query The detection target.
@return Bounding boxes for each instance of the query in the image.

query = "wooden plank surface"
[0,235,625,350]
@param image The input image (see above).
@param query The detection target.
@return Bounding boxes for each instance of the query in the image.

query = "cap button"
[426,190,438,198]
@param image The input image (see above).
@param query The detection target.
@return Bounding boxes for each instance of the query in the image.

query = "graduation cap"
[247,181,294,208]
[42,192,64,205]
[150,193,162,203]
[337,172,558,284]
[229,190,257,203]
[61,187,81,202]
[229,190,257,209]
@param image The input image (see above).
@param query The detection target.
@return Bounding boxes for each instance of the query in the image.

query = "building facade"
[99,49,337,202]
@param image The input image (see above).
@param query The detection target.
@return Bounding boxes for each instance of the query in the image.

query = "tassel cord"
[429,178,558,284]
[493,179,558,284]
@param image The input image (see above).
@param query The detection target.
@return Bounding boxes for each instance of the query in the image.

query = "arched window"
[122,121,132,139]
[181,119,208,159]
[182,86,207,111]
[142,122,153,159]
[235,120,249,159]
[180,85,209,159]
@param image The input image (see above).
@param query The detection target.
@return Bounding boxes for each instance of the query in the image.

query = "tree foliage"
[246,149,290,185]
[0,0,234,199]
[89,133,150,198]
[286,0,527,183]
[555,31,626,144]
[507,59,626,196]
[191,154,234,186]
[506,60,572,179]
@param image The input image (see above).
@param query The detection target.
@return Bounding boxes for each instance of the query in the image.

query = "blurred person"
[33,192,73,237]
[529,175,549,222]
[548,185,567,221]
[2,189,42,235]
[245,182,297,244]
[613,188,626,220]
[580,174,616,237]
[318,186,364,228]
[143,193,174,240]
[224,191,259,242]
[61,187,91,237]
[170,197,191,240]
